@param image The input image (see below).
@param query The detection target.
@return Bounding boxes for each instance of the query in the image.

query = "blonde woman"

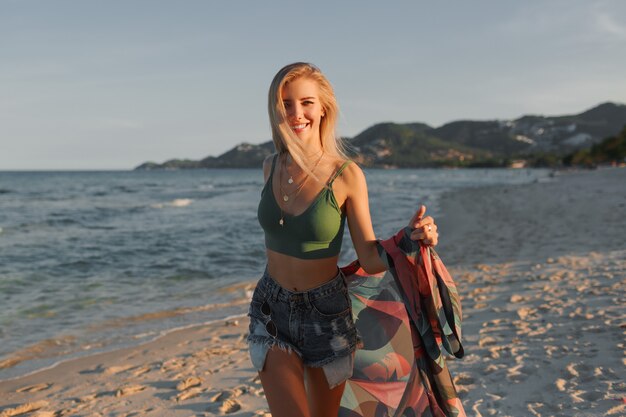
[249,62,439,417]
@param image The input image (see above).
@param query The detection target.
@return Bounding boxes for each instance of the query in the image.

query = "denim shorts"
[247,266,359,389]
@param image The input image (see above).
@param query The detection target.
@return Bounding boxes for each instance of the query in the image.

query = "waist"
[258,266,346,305]
[265,248,340,291]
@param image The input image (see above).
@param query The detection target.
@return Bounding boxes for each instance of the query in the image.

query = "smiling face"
[280,77,325,146]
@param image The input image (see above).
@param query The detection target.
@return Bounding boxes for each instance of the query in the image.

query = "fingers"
[409,223,438,237]
[414,216,435,229]
[409,224,439,247]
[408,205,439,246]
[408,205,426,228]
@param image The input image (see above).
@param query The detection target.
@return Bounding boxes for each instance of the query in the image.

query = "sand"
[1,167,624,417]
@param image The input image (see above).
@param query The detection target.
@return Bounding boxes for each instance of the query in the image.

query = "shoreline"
[436,167,626,266]
[1,167,624,416]
[0,313,249,385]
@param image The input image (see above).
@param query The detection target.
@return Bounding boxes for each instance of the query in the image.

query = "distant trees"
[564,126,626,167]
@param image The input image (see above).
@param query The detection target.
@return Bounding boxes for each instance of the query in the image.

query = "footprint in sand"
[115,384,147,397]
[607,403,626,415]
[104,364,136,375]
[160,358,185,373]
[481,363,503,375]
[218,399,242,414]
[206,386,250,414]
[0,401,47,417]
[31,412,57,417]
[79,364,105,374]
[565,361,594,380]
[555,378,567,391]
[506,362,535,382]
[175,387,205,402]
[131,364,154,377]
[526,402,545,417]
[15,383,52,393]
[210,387,243,402]
[75,393,98,403]
[569,389,586,403]
[453,372,476,386]
[478,336,497,348]
[176,376,202,391]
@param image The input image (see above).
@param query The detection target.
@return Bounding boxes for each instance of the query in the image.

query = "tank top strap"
[328,160,352,186]
[268,153,279,181]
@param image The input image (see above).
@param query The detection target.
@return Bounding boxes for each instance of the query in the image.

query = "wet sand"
[1,167,624,417]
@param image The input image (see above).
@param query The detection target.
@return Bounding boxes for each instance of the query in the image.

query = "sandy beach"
[1,167,624,417]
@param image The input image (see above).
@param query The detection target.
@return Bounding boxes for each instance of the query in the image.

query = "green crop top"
[257,154,352,259]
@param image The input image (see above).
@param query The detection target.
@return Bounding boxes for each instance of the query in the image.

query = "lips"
[290,123,309,132]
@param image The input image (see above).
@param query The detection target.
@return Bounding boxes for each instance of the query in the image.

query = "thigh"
[305,365,346,417]
[259,346,310,417]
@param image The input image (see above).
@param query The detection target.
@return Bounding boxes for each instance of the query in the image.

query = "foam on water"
[150,198,194,208]
[0,168,551,380]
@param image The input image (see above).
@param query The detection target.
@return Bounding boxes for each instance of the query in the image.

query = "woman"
[249,62,439,417]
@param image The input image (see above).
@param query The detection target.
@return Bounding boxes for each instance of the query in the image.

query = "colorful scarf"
[339,227,465,417]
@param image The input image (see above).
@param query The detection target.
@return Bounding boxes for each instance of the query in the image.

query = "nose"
[287,103,304,121]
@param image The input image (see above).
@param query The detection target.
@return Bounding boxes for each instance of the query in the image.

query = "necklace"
[280,158,308,202]
[285,151,323,185]
[279,152,324,202]
[277,152,324,226]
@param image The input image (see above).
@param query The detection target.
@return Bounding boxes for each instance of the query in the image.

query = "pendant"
[288,176,293,184]
[283,195,289,202]
[279,218,284,226]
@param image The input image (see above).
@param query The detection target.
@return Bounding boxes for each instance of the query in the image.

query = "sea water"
[0,168,550,380]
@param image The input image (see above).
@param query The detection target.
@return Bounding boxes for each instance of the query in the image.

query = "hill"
[135,102,626,169]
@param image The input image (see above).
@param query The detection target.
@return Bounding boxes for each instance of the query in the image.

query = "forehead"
[281,77,319,99]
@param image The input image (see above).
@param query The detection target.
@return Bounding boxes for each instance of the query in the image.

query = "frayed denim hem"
[307,352,355,389]
[247,334,302,372]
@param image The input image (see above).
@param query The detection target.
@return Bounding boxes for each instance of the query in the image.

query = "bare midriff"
[266,249,340,292]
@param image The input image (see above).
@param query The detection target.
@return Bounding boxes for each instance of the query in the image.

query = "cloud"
[594,12,626,40]
[497,1,626,45]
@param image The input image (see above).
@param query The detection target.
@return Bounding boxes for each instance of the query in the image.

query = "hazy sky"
[1,0,625,170]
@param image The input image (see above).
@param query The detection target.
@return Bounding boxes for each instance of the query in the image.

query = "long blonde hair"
[268,62,349,181]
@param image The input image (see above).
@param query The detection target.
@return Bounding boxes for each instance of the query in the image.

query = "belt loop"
[270,281,281,303]
[303,292,312,309]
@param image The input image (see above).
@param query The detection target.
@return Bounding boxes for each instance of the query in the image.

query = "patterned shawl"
[339,227,466,417]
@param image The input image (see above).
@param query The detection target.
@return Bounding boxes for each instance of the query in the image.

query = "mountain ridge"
[135,102,626,170]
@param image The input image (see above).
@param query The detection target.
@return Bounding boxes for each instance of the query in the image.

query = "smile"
[291,123,309,131]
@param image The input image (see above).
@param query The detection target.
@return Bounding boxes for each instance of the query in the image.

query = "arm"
[343,163,439,274]
[343,163,388,274]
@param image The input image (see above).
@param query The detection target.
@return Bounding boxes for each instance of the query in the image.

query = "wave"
[112,185,138,193]
[0,335,77,371]
[150,198,193,209]
[0,189,12,194]
[0,312,248,383]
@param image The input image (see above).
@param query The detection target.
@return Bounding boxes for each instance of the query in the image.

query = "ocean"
[0,168,550,380]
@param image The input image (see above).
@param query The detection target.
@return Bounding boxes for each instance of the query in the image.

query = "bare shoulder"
[338,160,366,189]
[333,160,367,205]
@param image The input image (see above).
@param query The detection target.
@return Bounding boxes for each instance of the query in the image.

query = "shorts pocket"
[310,289,351,317]
[248,284,267,318]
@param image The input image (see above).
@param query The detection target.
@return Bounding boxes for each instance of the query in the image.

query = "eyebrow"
[283,97,316,101]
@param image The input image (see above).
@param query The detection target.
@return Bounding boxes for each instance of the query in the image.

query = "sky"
[1,0,625,170]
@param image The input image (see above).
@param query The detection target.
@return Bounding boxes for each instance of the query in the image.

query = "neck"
[286,149,323,165]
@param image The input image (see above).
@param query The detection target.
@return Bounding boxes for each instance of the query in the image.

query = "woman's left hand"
[407,205,438,247]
